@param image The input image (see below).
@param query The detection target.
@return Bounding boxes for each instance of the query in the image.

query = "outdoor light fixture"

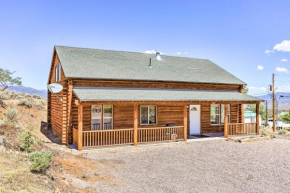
[148,52,162,68]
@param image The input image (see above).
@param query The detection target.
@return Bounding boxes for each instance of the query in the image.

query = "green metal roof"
[73,87,261,102]
[55,46,246,85]
[244,110,256,117]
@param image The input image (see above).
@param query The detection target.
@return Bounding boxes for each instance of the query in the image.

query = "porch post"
[77,103,83,151]
[224,104,228,138]
[133,103,138,146]
[256,102,260,135]
[183,104,187,141]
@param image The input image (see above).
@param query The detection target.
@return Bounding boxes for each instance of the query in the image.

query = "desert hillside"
[0,90,110,193]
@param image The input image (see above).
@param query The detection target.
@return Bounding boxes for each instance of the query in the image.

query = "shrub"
[278,129,288,135]
[5,106,18,122]
[260,129,268,136]
[270,134,277,138]
[29,150,53,173]
[17,126,38,153]
[18,99,33,108]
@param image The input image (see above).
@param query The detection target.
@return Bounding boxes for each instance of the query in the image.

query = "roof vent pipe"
[155,52,162,61]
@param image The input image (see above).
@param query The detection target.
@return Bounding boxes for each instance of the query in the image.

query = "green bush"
[29,150,53,173]
[270,134,277,138]
[260,129,268,136]
[17,126,38,153]
[5,106,18,122]
[18,99,32,108]
[278,129,288,135]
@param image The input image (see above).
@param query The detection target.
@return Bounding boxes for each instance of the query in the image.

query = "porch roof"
[73,87,262,102]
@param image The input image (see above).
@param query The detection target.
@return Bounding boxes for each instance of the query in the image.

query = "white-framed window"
[54,63,61,82]
[140,105,157,125]
[58,63,62,81]
[210,104,230,125]
[210,104,220,125]
[55,65,58,82]
[91,105,113,130]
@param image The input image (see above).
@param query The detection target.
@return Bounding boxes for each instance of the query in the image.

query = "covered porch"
[71,87,261,150]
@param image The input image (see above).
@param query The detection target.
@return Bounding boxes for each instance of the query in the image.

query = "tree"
[0,68,22,91]
[246,103,266,120]
[280,111,290,123]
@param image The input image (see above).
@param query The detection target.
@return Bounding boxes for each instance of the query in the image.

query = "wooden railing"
[137,126,184,143]
[227,122,257,136]
[73,128,78,146]
[82,129,134,148]
[76,126,185,149]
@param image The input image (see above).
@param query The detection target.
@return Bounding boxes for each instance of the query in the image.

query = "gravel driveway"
[84,139,290,193]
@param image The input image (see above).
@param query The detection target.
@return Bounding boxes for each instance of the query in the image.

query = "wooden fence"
[76,126,184,149]
[227,122,257,136]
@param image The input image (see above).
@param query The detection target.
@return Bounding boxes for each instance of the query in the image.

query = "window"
[140,105,157,125]
[91,105,113,130]
[210,104,230,125]
[55,66,58,82]
[210,105,220,125]
[58,63,62,81]
[54,63,61,82]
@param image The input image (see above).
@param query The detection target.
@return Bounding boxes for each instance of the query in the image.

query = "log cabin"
[47,45,262,150]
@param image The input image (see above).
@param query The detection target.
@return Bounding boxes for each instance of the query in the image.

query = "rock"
[0,136,5,146]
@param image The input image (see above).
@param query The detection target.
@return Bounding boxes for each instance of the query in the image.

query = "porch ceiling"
[73,87,262,102]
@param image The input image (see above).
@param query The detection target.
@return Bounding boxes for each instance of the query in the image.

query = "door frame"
[189,105,201,135]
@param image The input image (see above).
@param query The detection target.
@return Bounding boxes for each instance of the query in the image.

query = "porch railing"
[227,122,257,136]
[76,126,185,149]
[137,126,184,143]
[82,129,134,148]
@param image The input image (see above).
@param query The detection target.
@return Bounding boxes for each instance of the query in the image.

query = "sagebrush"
[18,99,33,108]
[29,150,53,173]
[5,106,18,122]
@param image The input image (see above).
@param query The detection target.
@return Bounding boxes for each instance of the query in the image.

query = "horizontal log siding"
[72,79,241,91]
[200,104,241,134]
[47,51,68,143]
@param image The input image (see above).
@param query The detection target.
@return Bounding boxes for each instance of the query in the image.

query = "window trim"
[103,105,113,130]
[55,65,58,82]
[140,105,157,125]
[91,105,114,130]
[210,104,220,125]
[210,104,231,125]
[58,63,62,81]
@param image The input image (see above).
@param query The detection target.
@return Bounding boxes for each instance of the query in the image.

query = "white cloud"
[276,85,290,92]
[176,52,181,55]
[264,49,274,54]
[248,86,267,96]
[276,67,288,72]
[273,40,290,52]
[185,52,188,54]
[144,50,156,54]
[257,65,264,70]
[281,58,288,62]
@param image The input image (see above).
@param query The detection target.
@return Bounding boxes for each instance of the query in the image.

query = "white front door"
[190,105,201,135]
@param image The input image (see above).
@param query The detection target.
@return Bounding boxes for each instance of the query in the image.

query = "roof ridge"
[54,45,209,61]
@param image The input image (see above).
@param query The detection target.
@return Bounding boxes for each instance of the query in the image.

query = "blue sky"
[0,0,290,95]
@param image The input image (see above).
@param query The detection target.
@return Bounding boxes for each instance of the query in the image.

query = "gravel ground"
[84,139,290,193]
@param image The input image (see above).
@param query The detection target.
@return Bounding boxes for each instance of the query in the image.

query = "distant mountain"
[253,92,290,110]
[8,86,47,98]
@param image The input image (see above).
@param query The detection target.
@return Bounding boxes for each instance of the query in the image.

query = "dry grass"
[0,152,53,192]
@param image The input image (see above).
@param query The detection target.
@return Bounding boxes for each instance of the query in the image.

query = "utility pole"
[272,73,275,132]
[266,100,268,126]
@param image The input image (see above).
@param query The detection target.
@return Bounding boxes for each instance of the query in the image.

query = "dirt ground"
[83,139,290,193]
